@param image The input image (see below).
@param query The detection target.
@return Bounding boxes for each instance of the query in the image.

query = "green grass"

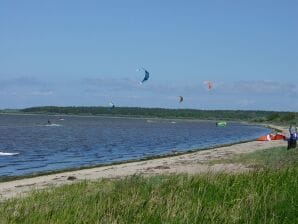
[1,147,298,223]
[210,146,298,169]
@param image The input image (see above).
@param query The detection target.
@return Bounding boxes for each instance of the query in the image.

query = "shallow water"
[0,114,270,176]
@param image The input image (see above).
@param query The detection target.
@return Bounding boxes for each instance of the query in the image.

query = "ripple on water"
[0,115,271,176]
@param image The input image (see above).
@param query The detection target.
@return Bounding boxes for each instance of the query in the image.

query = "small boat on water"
[216,121,227,127]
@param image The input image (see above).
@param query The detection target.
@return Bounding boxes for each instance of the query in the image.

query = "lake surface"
[0,114,270,176]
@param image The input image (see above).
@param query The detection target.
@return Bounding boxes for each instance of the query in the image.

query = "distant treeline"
[19,106,298,124]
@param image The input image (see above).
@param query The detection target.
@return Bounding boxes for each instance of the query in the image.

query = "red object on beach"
[257,134,272,141]
[271,134,286,140]
[257,133,286,141]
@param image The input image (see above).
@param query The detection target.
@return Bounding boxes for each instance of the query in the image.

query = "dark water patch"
[0,114,271,177]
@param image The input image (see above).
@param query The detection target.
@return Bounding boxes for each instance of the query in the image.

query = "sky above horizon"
[0,1,297,111]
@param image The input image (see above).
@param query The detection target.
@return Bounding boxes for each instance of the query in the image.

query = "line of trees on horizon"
[13,106,298,124]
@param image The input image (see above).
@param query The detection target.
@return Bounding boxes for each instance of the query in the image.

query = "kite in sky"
[138,67,150,84]
[178,96,183,103]
[109,102,115,109]
[203,80,213,91]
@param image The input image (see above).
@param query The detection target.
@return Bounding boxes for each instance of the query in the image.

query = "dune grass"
[0,147,297,224]
[210,146,298,169]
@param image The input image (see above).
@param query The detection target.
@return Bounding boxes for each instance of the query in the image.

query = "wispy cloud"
[83,77,298,97]
[1,76,297,111]
[0,90,54,97]
[0,76,55,102]
[82,77,137,90]
[238,99,256,107]
[215,80,298,95]
[0,76,48,89]
[82,77,201,95]
[28,91,54,96]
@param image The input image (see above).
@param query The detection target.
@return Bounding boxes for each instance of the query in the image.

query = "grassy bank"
[210,146,298,169]
[0,147,297,223]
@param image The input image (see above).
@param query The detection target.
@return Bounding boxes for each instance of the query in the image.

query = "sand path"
[0,125,288,201]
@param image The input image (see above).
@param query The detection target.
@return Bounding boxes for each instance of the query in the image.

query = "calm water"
[0,114,270,176]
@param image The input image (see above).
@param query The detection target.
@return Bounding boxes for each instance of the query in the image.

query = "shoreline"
[0,138,263,182]
[0,124,287,201]
[0,121,272,182]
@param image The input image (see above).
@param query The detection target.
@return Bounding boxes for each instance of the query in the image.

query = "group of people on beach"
[288,125,297,149]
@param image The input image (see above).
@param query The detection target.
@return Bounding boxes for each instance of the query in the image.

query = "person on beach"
[288,125,297,149]
[294,126,297,148]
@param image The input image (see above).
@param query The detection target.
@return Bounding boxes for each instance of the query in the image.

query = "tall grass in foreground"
[1,165,297,224]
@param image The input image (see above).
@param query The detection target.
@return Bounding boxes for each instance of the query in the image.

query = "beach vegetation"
[1,147,297,223]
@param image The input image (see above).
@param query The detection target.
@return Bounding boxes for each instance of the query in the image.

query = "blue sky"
[0,1,297,111]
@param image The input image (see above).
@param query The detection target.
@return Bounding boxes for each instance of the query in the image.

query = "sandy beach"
[0,125,288,201]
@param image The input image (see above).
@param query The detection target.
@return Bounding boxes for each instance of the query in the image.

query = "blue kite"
[139,68,150,84]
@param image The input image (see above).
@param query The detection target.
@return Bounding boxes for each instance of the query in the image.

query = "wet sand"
[0,125,288,201]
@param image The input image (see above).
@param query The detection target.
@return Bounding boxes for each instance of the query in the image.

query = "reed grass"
[210,146,298,169]
[1,170,297,223]
[0,147,297,224]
